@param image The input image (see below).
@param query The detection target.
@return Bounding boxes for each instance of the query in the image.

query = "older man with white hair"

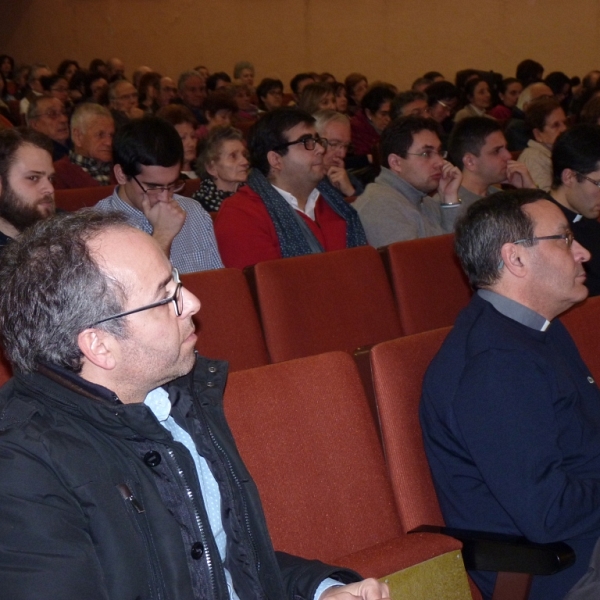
[53,103,116,189]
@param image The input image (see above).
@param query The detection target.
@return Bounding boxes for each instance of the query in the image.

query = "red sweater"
[350,110,380,157]
[214,185,348,269]
[53,156,116,190]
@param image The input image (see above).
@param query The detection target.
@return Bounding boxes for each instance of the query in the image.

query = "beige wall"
[2,0,598,90]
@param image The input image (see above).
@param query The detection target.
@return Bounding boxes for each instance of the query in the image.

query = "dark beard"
[0,182,55,231]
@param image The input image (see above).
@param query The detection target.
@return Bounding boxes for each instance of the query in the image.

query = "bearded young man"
[0,127,56,248]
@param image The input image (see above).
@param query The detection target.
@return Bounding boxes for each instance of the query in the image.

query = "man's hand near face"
[142,194,187,257]
[438,161,462,204]
[506,161,537,189]
[327,165,356,197]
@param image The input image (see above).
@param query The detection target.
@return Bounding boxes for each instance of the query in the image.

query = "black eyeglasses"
[274,135,328,151]
[133,175,185,197]
[575,172,600,188]
[513,231,575,249]
[90,268,183,327]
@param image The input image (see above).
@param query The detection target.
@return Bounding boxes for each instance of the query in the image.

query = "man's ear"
[113,164,128,185]
[561,168,578,188]
[267,150,283,174]
[387,153,403,173]
[463,152,477,171]
[500,242,527,278]
[78,328,117,371]
[71,127,83,149]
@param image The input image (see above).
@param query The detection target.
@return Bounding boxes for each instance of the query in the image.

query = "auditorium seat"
[181,268,269,371]
[224,351,471,597]
[0,352,12,387]
[181,178,201,198]
[54,185,115,211]
[371,329,575,600]
[560,295,600,383]
[382,234,472,336]
[250,246,402,362]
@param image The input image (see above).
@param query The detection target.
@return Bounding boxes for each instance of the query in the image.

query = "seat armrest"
[410,525,575,575]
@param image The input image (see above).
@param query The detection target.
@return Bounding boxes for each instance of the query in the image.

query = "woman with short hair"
[192,126,249,212]
[519,96,568,191]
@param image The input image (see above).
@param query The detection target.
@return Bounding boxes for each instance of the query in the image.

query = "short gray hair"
[178,70,203,92]
[0,210,131,373]
[25,94,54,125]
[313,109,350,134]
[233,61,254,79]
[455,188,550,289]
[71,102,113,134]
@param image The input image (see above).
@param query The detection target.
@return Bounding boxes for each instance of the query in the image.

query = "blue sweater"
[421,294,600,599]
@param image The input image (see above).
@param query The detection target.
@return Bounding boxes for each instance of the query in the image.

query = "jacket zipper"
[166,447,218,599]
[205,424,262,577]
[116,482,164,600]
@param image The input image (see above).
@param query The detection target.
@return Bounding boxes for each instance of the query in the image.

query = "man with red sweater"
[53,103,116,189]
[214,107,367,269]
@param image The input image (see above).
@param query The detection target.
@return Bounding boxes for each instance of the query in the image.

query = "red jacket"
[214,185,348,269]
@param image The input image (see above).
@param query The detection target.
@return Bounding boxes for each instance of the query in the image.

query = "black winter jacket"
[0,356,360,599]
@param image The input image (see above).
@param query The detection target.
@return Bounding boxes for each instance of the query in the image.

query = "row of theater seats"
[53,180,202,212]
[223,300,600,599]
[0,210,597,597]
[183,238,472,372]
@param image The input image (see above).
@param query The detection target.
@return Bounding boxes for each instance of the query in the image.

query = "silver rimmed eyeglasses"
[512,231,575,248]
[90,268,183,327]
[405,149,448,160]
[575,172,600,189]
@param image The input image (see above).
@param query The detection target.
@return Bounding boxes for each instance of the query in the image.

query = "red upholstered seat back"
[0,351,12,387]
[54,186,116,211]
[560,295,600,383]
[180,178,201,198]
[252,246,402,363]
[181,268,269,371]
[224,352,404,564]
[371,327,451,532]
[384,234,472,336]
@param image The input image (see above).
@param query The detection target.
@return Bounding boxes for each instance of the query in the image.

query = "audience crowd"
[5,51,600,600]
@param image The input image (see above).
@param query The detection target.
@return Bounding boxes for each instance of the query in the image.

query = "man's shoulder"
[95,192,119,210]
[354,177,410,213]
[53,157,100,189]
[0,376,58,440]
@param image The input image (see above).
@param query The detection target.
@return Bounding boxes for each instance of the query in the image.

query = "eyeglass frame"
[274,134,328,152]
[33,108,69,120]
[405,149,448,160]
[437,99,453,110]
[512,231,575,249]
[575,172,600,188]
[89,268,184,327]
[326,139,352,152]
[498,230,575,270]
[132,175,186,196]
